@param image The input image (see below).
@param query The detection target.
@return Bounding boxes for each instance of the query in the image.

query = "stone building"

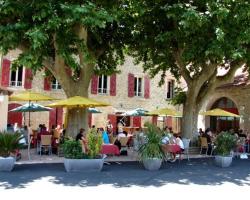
[0,52,185,133]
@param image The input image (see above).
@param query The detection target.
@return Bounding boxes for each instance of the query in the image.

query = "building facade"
[1,52,185,133]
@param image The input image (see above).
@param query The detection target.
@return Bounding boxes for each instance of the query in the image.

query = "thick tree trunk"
[181,88,199,139]
[67,108,88,138]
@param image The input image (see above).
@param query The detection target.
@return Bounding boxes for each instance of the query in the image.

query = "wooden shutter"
[91,75,98,94]
[1,59,11,87]
[49,108,63,129]
[44,77,51,91]
[144,75,150,99]
[133,116,141,128]
[24,68,32,89]
[88,113,92,128]
[165,117,172,128]
[110,74,116,96]
[107,114,117,134]
[8,103,23,127]
[152,116,158,125]
[128,73,134,97]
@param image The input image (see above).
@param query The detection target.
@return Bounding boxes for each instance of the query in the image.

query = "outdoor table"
[101,144,120,155]
[162,144,181,154]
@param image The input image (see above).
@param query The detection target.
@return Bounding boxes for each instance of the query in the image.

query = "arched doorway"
[210,97,239,132]
[8,103,22,127]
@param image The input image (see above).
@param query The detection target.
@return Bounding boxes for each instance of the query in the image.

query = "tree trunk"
[67,108,88,138]
[181,90,199,139]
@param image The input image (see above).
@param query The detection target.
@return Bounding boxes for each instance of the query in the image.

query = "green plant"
[62,140,84,159]
[215,132,237,156]
[138,123,165,160]
[87,129,103,159]
[0,132,24,158]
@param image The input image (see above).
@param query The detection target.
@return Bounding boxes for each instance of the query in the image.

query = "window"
[51,77,62,90]
[166,80,174,99]
[10,66,24,87]
[134,77,142,97]
[98,75,108,94]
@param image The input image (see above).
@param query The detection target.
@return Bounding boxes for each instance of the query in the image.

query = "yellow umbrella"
[199,108,240,117]
[148,107,182,117]
[47,96,110,108]
[9,91,57,101]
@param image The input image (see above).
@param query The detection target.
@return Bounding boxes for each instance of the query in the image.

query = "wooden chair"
[200,137,208,155]
[40,135,52,156]
[119,137,129,147]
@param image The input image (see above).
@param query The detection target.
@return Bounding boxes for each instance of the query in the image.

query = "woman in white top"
[176,137,184,151]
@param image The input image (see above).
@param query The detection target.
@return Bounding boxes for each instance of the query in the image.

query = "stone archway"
[200,95,240,132]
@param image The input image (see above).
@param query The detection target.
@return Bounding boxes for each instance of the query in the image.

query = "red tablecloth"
[101,144,120,155]
[162,144,181,153]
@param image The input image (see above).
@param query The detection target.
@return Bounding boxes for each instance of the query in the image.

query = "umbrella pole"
[28,100,31,127]
[56,108,58,126]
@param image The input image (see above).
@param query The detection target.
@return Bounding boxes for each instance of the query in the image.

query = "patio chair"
[182,138,191,161]
[119,137,129,147]
[40,135,52,156]
[200,137,208,155]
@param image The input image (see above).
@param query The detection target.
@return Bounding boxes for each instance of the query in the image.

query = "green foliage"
[0,0,131,76]
[215,132,237,156]
[62,140,84,159]
[128,0,250,83]
[170,87,186,105]
[0,132,24,158]
[138,123,165,160]
[86,128,103,159]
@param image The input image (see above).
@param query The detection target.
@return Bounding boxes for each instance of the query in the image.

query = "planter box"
[215,155,233,167]
[143,158,162,171]
[64,158,104,172]
[0,157,15,172]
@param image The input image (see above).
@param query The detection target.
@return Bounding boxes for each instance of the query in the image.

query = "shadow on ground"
[1,158,250,189]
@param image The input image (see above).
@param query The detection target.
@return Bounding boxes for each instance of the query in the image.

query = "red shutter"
[49,108,63,129]
[128,73,134,97]
[107,114,117,134]
[91,75,98,94]
[24,68,32,89]
[152,116,158,125]
[8,103,23,127]
[133,116,141,128]
[144,75,150,99]
[1,59,11,87]
[88,113,92,128]
[44,77,51,91]
[166,117,172,128]
[110,74,116,96]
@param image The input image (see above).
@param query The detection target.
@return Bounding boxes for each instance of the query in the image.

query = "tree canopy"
[0,0,131,78]
[127,0,250,137]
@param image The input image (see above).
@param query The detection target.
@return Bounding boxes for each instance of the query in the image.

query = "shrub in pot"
[63,129,104,172]
[214,132,237,167]
[0,132,24,171]
[138,123,165,170]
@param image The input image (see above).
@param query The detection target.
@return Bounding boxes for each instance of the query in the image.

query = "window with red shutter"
[91,75,98,94]
[133,116,141,127]
[110,74,116,96]
[1,59,11,87]
[24,68,33,89]
[144,75,150,99]
[44,77,51,91]
[128,73,134,97]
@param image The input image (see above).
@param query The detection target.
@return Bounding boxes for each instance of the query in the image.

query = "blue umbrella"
[88,108,102,113]
[9,103,52,126]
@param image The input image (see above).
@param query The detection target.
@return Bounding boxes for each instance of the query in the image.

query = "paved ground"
[1,158,250,199]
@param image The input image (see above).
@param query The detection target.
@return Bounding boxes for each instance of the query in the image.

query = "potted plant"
[0,132,24,171]
[138,123,165,170]
[214,132,237,167]
[63,129,104,172]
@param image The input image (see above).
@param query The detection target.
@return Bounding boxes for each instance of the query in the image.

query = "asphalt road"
[1,158,250,199]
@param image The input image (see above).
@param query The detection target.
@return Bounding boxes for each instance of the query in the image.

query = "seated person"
[118,131,126,140]
[76,128,87,153]
[176,137,184,152]
[102,128,110,144]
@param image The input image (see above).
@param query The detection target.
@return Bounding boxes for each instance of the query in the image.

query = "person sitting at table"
[176,136,184,152]
[76,128,88,153]
[202,128,213,154]
[102,127,110,144]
